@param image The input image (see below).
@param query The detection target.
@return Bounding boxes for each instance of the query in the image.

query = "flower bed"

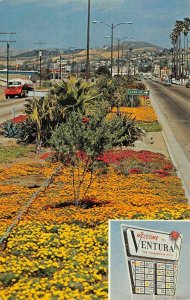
[0,148,189,299]
[111,106,158,122]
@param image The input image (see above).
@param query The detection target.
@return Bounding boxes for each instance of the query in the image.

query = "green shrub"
[50,102,142,205]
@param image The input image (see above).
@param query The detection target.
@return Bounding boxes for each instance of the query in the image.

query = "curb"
[147,83,190,202]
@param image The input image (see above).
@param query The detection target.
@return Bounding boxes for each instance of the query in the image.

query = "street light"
[59,49,65,80]
[93,20,133,77]
[34,41,47,87]
[105,35,134,75]
[118,36,134,75]
[126,43,134,76]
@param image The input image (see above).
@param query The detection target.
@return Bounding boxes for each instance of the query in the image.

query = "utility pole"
[34,41,46,87]
[60,53,62,80]
[0,32,16,86]
[86,0,91,81]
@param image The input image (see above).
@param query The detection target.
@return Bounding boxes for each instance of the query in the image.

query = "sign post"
[127,89,150,96]
[127,89,150,107]
[121,225,182,297]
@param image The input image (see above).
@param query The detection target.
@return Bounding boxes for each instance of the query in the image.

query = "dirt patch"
[3,175,45,188]
[128,131,169,157]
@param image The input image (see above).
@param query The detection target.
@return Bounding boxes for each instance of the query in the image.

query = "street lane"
[147,80,190,161]
[0,98,27,123]
[146,80,190,198]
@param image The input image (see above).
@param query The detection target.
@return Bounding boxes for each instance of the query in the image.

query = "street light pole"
[93,21,133,77]
[86,0,91,81]
[111,23,114,77]
[117,36,134,75]
[60,53,62,80]
[117,38,120,75]
[34,41,46,87]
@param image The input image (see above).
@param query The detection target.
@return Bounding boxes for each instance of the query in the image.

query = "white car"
[172,79,181,85]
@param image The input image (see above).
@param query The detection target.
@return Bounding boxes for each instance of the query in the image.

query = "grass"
[0,144,35,163]
[138,121,162,132]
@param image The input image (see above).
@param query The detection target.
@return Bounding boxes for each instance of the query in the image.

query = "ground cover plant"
[0,145,35,163]
[0,148,189,299]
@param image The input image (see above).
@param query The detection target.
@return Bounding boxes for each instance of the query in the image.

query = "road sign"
[128,89,150,96]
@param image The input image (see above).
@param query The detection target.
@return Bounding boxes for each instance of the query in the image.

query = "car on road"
[186,80,190,88]
[171,79,181,85]
[164,80,171,86]
[5,78,33,99]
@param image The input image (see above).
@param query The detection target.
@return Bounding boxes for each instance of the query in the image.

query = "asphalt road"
[147,80,190,161]
[0,98,27,123]
[146,80,190,199]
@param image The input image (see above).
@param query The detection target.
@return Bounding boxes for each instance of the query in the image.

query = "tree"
[96,65,111,76]
[17,76,101,146]
[50,101,142,206]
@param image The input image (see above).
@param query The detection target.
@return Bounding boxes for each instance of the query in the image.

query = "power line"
[0,32,16,85]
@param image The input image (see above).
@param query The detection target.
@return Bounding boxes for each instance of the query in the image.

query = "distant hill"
[113,41,163,51]
[0,41,163,59]
[0,48,84,59]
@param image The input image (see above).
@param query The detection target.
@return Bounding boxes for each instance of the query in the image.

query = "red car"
[5,78,34,99]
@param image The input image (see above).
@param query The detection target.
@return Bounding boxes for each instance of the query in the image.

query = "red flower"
[12,115,27,124]
[170,231,180,241]
[82,117,90,124]
[129,168,142,174]
[40,152,56,160]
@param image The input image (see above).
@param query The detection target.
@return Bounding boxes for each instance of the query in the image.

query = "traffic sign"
[128,89,150,96]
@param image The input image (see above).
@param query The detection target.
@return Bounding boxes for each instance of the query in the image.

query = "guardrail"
[28,90,48,97]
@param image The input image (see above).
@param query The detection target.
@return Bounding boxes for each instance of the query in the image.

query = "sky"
[110,220,190,300]
[0,0,190,50]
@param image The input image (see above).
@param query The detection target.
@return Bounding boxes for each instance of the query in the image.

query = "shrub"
[50,102,142,205]
[0,120,19,138]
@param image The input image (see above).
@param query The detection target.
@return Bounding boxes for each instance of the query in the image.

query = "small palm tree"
[50,76,101,116]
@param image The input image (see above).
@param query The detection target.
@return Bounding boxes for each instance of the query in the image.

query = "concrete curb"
[147,83,190,202]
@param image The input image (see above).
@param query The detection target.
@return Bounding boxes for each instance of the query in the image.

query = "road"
[146,80,190,199]
[0,98,27,123]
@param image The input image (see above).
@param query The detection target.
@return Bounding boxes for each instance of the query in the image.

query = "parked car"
[186,80,190,88]
[164,80,171,86]
[172,79,181,85]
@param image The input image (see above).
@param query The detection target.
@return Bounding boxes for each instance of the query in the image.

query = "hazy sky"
[110,220,190,300]
[0,0,190,50]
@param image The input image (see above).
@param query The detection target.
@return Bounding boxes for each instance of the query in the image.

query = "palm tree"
[170,29,178,78]
[184,18,190,76]
[51,76,101,116]
[175,20,184,79]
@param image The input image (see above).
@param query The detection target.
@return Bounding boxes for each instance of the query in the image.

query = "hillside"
[0,41,162,58]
